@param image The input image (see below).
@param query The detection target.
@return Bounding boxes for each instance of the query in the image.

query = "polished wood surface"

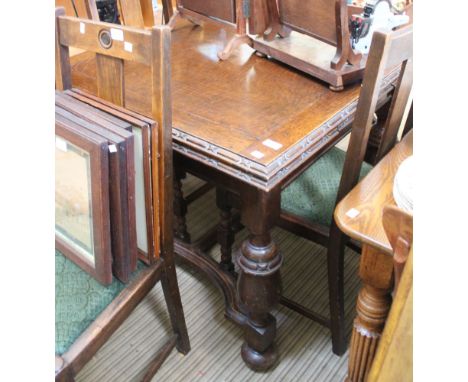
[67,17,400,371]
[70,18,397,191]
[334,130,413,382]
[230,0,365,89]
[382,205,412,291]
[335,130,413,255]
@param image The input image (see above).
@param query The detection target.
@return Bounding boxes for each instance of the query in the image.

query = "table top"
[334,130,413,255]
[71,18,398,190]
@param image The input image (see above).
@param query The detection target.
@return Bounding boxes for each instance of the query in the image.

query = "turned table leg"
[173,166,191,243]
[237,187,282,371]
[216,188,235,273]
[346,245,394,382]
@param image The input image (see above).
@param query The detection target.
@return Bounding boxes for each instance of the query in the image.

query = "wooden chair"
[55,8,190,380]
[279,25,413,355]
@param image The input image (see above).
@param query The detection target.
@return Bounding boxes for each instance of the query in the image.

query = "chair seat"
[55,251,145,355]
[281,147,372,227]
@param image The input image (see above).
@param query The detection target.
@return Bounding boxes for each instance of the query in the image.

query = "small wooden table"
[334,130,413,381]
[70,19,398,370]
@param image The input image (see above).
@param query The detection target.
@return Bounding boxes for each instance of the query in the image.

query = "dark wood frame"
[56,94,139,282]
[67,88,161,265]
[55,8,190,380]
[55,111,113,286]
[219,0,365,91]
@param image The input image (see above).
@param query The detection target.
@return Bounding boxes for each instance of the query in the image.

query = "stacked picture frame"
[55,90,160,285]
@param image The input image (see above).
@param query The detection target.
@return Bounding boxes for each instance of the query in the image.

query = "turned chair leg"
[327,221,348,356]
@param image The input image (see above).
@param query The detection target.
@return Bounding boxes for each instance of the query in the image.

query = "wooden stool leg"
[237,187,282,371]
[173,167,191,243]
[216,188,235,273]
[346,245,393,382]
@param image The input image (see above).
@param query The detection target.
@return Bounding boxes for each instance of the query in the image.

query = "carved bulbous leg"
[346,245,394,382]
[173,168,191,243]
[237,236,282,371]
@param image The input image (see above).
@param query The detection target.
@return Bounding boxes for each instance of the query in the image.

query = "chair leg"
[160,260,191,354]
[327,221,348,356]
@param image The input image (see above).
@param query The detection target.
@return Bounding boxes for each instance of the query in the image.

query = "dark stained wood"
[221,0,364,89]
[279,0,338,45]
[179,0,235,23]
[68,17,405,370]
[141,335,179,382]
[216,187,235,273]
[55,109,113,285]
[70,19,398,191]
[55,12,190,380]
[273,26,413,355]
[56,93,138,281]
[66,88,159,264]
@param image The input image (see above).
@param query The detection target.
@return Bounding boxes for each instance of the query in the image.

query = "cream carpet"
[77,175,361,381]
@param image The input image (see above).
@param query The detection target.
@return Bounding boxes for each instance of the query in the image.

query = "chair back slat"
[117,0,145,27]
[335,25,413,203]
[96,54,125,106]
[378,58,413,159]
[58,16,152,65]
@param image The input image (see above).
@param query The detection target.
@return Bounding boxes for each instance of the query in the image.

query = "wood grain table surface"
[70,18,398,191]
[335,130,413,254]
